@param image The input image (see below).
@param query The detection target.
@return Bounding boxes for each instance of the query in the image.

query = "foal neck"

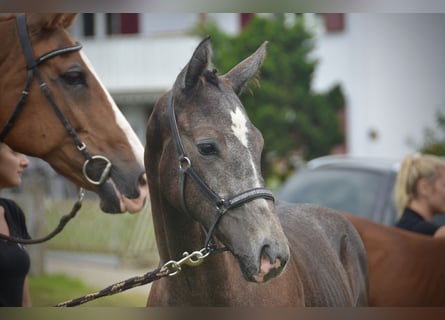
[151,196,208,263]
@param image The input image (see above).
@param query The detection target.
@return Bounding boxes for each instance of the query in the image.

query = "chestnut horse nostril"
[138,173,148,186]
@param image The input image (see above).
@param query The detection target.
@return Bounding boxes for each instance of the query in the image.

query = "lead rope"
[55,247,214,307]
[0,188,84,245]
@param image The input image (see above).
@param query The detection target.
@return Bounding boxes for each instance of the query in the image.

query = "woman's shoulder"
[0,198,25,219]
[0,197,21,210]
[0,198,30,239]
[396,208,439,236]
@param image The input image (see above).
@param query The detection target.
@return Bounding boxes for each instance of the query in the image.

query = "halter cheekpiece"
[0,13,111,186]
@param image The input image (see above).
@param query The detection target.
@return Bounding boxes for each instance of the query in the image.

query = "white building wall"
[139,13,240,36]
[71,13,240,96]
[312,13,445,158]
[140,13,200,35]
[81,36,201,93]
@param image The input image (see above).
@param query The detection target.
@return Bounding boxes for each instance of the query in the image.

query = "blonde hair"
[394,154,445,216]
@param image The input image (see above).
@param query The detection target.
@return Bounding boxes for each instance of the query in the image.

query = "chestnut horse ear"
[28,13,78,32]
[175,36,212,92]
[222,41,268,95]
[58,13,78,28]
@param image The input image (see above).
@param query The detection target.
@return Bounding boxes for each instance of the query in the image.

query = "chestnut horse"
[145,37,368,306]
[0,13,148,213]
[344,213,445,306]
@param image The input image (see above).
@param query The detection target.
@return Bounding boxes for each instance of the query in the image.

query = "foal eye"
[61,70,86,86]
[197,142,218,156]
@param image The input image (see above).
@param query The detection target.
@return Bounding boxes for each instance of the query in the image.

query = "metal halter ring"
[82,155,112,186]
[179,156,192,170]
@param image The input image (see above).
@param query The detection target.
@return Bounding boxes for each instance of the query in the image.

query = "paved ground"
[44,250,153,296]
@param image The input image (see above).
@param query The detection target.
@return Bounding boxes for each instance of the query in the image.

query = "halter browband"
[167,91,275,250]
[0,13,111,186]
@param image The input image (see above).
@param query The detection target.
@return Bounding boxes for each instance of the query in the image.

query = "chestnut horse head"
[145,37,289,283]
[0,13,148,213]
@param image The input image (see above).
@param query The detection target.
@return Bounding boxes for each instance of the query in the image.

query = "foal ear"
[222,41,268,95]
[176,36,212,92]
[28,13,78,32]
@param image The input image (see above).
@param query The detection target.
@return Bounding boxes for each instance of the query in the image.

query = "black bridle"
[167,91,275,251]
[0,13,111,186]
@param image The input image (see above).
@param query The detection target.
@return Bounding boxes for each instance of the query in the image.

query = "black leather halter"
[167,91,275,250]
[0,13,111,186]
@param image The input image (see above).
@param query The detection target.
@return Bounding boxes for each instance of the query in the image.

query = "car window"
[277,167,391,220]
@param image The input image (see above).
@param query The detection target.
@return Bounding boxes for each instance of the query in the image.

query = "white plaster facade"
[311,13,445,158]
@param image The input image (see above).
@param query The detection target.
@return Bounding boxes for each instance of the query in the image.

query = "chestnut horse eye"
[61,70,86,86]
[197,142,218,156]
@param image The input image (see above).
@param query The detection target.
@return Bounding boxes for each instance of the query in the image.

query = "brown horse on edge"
[344,213,445,306]
[0,13,148,214]
[145,37,368,306]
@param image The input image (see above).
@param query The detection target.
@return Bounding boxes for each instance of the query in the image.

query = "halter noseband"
[0,13,111,186]
[167,91,275,250]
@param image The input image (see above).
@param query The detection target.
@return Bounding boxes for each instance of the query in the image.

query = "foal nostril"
[253,244,286,283]
[260,245,281,270]
[261,244,287,270]
[261,245,273,264]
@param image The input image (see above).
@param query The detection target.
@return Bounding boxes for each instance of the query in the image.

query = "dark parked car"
[276,155,399,225]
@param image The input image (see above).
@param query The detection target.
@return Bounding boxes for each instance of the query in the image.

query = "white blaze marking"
[80,52,144,166]
[231,107,249,148]
[230,107,261,187]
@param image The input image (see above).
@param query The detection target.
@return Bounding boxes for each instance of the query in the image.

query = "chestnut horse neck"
[0,14,110,186]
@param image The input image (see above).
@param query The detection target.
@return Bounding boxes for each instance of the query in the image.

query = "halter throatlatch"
[0,13,111,187]
[167,91,275,251]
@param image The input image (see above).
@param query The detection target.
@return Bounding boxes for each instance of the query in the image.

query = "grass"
[28,273,148,307]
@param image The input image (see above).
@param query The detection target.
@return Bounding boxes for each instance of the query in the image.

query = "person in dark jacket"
[0,142,31,306]
[395,153,445,238]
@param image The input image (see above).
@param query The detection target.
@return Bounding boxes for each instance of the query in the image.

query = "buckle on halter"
[82,155,112,186]
[77,142,87,152]
[216,199,228,214]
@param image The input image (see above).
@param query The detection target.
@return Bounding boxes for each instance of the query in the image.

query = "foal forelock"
[80,51,144,165]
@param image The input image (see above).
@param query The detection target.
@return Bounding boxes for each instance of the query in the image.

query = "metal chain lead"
[160,248,211,276]
[55,246,212,307]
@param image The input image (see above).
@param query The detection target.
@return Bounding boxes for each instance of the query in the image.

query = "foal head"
[146,37,289,283]
[0,14,148,213]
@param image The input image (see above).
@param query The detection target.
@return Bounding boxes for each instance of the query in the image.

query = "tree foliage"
[418,110,445,156]
[194,14,345,185]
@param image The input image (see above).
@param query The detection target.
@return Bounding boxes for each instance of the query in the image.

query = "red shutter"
[323,13,344,32]
[240,13,253,29]
[120,13,139,34]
